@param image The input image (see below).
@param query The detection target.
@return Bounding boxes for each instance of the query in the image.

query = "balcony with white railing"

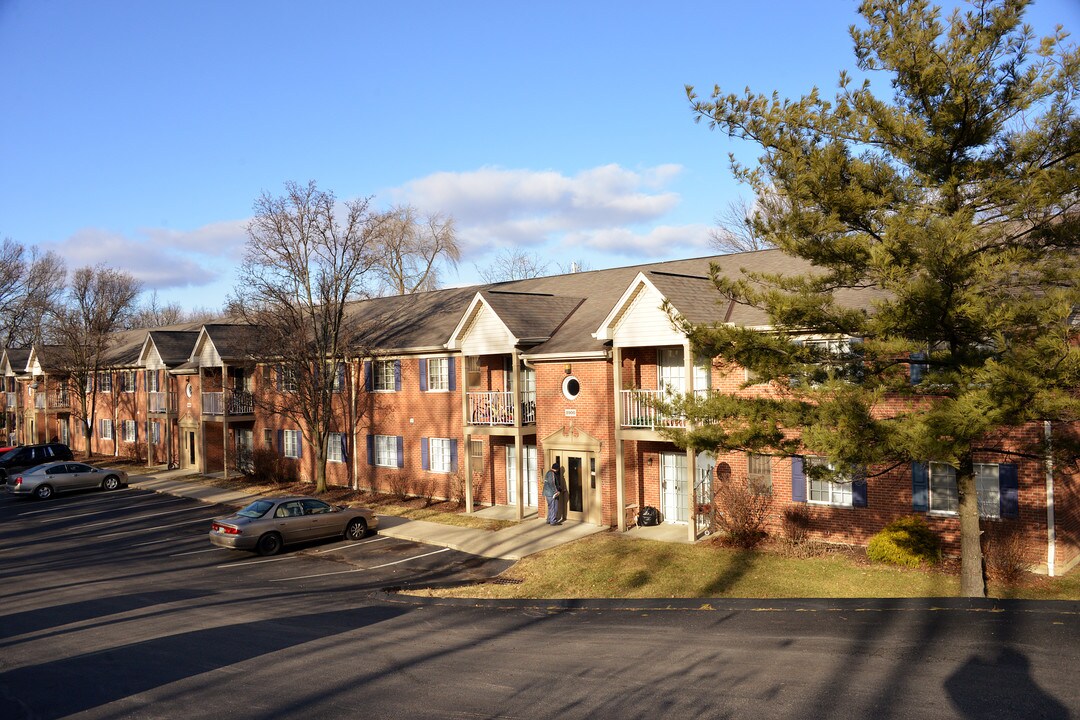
[468,390,536,426]
[50,391,70,409]
[620,389,687,429]
[202,390,255,417]
[148,391,169,413]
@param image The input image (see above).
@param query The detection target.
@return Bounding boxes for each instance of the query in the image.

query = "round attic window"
[562,375,581,401]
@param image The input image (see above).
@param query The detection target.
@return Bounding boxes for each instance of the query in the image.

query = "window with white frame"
[150,421,161,445]
[84,375,93,393]
[429,438,452,473]
[375,434,397,467]
[122,420,136,443]
[373,360,396,391]
[263,428,273,447]
[283,429,301,459]
[280,366,298,393]
[119,370,136,393]
[327,432,344,463]
[747,453,772,495]
[100,419,114,440]
[929,462,1001,519]
[427,358,450,391]
[99,372,112,393]
[331,363,345,392]
[806,457,853,507]
[147,370,160,393]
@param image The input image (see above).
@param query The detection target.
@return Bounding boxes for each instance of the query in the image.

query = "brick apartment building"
[3,250,1077,574]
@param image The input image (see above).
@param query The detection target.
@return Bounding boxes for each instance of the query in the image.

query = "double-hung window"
[100,419,114,440]
[279,366,298,393]
[373,360,396,392]
[806,457,853,507]
[928,462,1002,519]
[747,453,772,495]
[122,420,136,443]
[119,371,136,393]
[427,438,453,473]
[374,435,398,467]
[426,358,450,391]
[150,421,161,444]
[283,429,301,459]
[99,373,113,393]
[327,432,344,463]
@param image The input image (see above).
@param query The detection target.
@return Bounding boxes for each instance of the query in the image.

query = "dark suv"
[0,443,74,480]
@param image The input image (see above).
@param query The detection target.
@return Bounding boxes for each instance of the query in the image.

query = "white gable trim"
[447,293,518,354]
[594,272,688,348]
[189,327,222,367]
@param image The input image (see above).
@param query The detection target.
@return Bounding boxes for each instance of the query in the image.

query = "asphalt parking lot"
[0,486,511,601]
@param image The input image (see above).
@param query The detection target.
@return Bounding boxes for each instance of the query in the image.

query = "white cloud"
[563,223,714,258]
[393,163,689,259]
[141,219,249,258]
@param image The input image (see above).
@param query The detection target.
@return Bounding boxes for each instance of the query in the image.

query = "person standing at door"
[555,463,568,523]
[543,462,561,525]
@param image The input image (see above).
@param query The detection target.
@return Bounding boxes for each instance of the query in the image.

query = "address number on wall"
[564,409,577,417]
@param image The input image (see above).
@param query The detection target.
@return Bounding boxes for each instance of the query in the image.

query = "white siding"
[611,283,685,347]
[460,304,516,355]
[197,338,221,366]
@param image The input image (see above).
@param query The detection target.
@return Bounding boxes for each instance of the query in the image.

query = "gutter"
[1045,420,1056,577]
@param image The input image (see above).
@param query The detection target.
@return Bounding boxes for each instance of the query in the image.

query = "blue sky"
[2,0,1077,312]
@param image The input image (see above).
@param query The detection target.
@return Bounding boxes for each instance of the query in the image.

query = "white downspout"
[1045,420,1056,577]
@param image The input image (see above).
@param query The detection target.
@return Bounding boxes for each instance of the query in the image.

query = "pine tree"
[680,0,1080,597]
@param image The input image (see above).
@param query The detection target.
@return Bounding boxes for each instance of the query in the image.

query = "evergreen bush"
[867,516,942,568]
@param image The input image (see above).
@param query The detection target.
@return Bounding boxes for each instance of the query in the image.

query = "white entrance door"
[660,451,688,524]
[506,444,537,506]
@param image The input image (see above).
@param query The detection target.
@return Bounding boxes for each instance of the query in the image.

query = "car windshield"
[237,500,274,518]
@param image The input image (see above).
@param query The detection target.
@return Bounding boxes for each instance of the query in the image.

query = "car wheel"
[34,484,54,500]
[101,475,120,491]
[256,532,283,556]
[344,517,368,541]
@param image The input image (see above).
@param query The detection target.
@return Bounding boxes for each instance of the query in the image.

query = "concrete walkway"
[128,469,608,561]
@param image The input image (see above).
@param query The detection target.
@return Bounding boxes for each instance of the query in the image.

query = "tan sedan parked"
[209,496,378,556]
[5,461,128,500]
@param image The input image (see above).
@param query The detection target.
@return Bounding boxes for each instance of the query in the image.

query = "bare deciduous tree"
[0,238,66,348]
[370,205,459,294]
[130,291,188,329]
[231,180,380,493]
[46,266,142,458]
[476,248,551,282]
[708,196,776,254]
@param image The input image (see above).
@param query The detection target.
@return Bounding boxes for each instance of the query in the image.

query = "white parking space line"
[170,547,228,557]
[215,556,298,568]
[268,547,451,582]
[98,516,214,538]
[33,497,182,520]
[16,491,143,516]
[312,536,390,553]
[67,506,204,529]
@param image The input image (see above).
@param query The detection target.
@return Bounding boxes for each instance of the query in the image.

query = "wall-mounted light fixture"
[564,363,572,375]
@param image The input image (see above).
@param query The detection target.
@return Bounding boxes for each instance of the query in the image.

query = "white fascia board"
[188,326,213,365]
[593,272,660,341]
[521,350,609,363]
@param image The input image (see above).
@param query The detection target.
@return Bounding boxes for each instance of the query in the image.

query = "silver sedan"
[209,495,379,556]
[5,462,128,500]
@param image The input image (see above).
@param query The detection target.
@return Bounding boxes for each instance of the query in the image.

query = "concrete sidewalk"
[128,469,606,561]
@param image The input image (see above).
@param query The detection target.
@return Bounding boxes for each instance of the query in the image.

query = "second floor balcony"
[148,391,179,414]
[621,389,693,430]
[467,390,536,426]
[202,390,256,417]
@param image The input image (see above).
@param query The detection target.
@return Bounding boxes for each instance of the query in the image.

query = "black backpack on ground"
[638,506,660,526]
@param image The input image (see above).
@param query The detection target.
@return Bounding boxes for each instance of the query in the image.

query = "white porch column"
[221,362,230,481]
[684,339,696,542]
[613,345,626,531]
[462,357,473,513]
[512,349,523,521]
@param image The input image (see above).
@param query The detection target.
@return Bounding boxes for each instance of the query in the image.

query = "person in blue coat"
[543,462,561,525]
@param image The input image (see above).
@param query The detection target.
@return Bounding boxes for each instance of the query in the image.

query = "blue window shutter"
[277,430,284,457]
[852,469,867,508]
[419,359,428,392]
[276,365,283,391]
[336,363,345,392]
[134,422,138,442]
[999,463,1019,519]
[448,357,457,391]
[296,433,302,459]
[910,353,926,385]
[450,439,458,470]
[394,360,401,391]
[912,462,929,512]
[363,361,372,392]
[366,434,374,465]
[396,436,404,468]
[791,456,806,503]
[340,433,348,462]
[421,437,429,470]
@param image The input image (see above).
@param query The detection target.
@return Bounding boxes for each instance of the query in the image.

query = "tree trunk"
[957,470,986,598]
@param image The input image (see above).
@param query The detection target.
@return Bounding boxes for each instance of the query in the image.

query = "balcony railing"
[202,390,255,416]
[51,392,70,409]
[621,389,687,429]
[468,390,536,426]
[148,391,178,414]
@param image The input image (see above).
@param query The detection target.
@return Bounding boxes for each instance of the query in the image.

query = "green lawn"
[414,533,1080,600]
